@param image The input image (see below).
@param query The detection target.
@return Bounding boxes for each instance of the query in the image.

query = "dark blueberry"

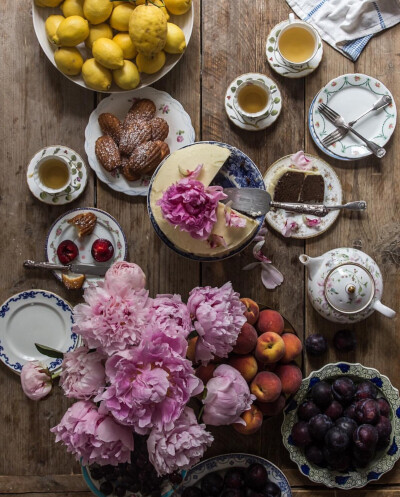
[333,329,356,351]
[375,415,392,449]
[89,466,104,480]
[169,472,183,485]
[355,398,380,425]
[355,381,379,401]
[224,468,245,489]
[305,334,328,356]
[291,421,312,447]
[353,424,379,452]
[201,472,224,496]
[115,484,127,497]
[244,463,269,491]
[99,481,114,496]
[332,377,356,404]
[324,427,350,453]
[335,417,358,439]
[377,398,391,417]
[311,381,333,409]
[308,414,334,442]
[305,445,325,467]
[324,400,343,421]
[297,400,321,421]
[264,481,281,497]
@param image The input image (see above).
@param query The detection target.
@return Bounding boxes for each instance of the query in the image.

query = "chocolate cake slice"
[300,174,325,203]
[273,171,304,202]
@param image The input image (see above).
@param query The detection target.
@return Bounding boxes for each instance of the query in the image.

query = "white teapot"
[299,247,396,324]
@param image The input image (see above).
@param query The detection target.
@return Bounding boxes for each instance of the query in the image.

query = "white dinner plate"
[0,290,78,374]
[264,153,342,239]
[45,207,128,287]
[309,73,396,160]
[32,1,194,93]
[85,87,195,196]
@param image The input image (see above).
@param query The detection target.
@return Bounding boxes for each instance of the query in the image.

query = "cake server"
[223,188,366,217]
[23,260,109,276]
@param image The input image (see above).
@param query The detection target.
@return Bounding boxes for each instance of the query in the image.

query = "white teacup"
[34,154,72,194]
[277,13,319,66]
[233,79,272,120]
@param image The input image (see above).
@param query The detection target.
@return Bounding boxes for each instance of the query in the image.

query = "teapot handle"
[373,300,396,319]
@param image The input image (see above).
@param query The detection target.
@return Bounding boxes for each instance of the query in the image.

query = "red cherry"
[57,240,79,264]
[91,239,114,262]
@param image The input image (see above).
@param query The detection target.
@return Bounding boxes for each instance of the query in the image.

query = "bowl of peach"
[281,362,400,489]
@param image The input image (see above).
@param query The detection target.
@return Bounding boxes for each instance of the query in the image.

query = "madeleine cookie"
[95,135,121,171]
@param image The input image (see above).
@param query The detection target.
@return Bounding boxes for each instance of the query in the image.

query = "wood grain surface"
[0,0,399,494]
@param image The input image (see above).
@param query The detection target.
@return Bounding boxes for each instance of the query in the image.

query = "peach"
[228,355,258,383]
[240,298,259,325]
[195,364,216,385]
[255,332,285,364]
[232,323,258,355]
[276,364,303,396]
[257,310,284,335]
[232,404,263,435]
[256,394,286,417]
[280,333,303,364]
[186,337,198,363]
[250,371,282,403]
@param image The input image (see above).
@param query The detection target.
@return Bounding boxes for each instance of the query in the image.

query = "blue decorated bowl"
[282,362,400,489]
[147,141,266,261]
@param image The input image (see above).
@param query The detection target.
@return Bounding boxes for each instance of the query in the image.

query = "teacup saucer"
[266,20,323,79]
[27,145,88,205]
[225,73,282,131]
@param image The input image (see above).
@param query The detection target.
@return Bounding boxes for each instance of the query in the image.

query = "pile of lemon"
[37,0,191,91]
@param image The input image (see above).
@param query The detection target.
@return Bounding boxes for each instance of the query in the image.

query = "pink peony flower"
[157,165,227,240]
[60,346,106,400]
[187,282,246,364]
[73,283,151,355]
[291,151,312,170]
[282,218,299,237]
[147,407,214,476]
[224,205,247,228]
[202,365,255,425]
[51,401,133,466]
[148,294,192,340]
[96,342,203,434]
[104,261,146,292]
[20,361,52,401]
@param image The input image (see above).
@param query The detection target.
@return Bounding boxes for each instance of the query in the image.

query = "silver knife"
[23,260,110,276]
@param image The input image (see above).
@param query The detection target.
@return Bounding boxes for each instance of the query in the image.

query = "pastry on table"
[68,211,97,238]
[95,135,121,171]
[62,273,85,290]
[98,113,122,145]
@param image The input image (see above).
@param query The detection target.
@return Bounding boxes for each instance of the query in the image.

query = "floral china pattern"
[265,20,323,79]
[282,362,400,489]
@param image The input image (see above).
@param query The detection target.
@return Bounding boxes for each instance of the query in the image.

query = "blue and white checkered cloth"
[286,0,400,61]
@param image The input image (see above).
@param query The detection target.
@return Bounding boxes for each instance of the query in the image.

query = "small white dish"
[0,290,79,374]
[266,19,323,78]
[27,145,88,205]
[85,87,195,196]
[264,153,342,239]
[45,207,128,288]
[225,73,282,131]
[309,73,397,160]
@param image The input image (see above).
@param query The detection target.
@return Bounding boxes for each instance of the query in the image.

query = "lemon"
[54,16,89,46]
[129,4,167,57]
[134,0,169,20]
[35,0,63,7]
[82,58,112,90]
[54,47,83,75]
[45,15,65,44]
[113,32,137,59]
[83,0,113,25]
[164,0,191,15]
[136,50,166,74]
[164,22,186,54]
[85,23,113,49]
[113,60,140,90]
[92,38,124,69]
[61,0,84,17]
[110,4,135,31]
[112,1,125,5]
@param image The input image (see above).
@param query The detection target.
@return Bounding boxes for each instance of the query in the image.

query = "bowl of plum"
[281,362,400,489]
[177,453,291,497]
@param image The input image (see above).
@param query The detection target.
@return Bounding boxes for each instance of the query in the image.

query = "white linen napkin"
[286,0,400,60]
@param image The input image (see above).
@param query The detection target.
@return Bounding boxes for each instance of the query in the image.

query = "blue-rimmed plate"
[282,362,400,489]
[0,290,78,374]
[147,141,266,262]
[176,453,291,497]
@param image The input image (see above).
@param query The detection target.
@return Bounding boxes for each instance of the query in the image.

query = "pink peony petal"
[261,262,284,289]
[303,216,322,228]
[20,361,52,401]
[252,240,271,263]
[224,205,247,228]
[282,218,299,237]
[207,233,227,248]
[291,151,312,170]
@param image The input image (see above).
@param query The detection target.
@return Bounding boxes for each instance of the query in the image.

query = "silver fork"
[322,95,392,147]
[318,103,386,158]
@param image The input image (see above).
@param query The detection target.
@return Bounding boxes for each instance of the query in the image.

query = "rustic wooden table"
[1,0,400,495]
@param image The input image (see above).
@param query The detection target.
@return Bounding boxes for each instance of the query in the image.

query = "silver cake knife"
[23,260,110,276]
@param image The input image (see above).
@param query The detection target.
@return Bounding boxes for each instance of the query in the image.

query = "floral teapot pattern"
[299,247,396,324]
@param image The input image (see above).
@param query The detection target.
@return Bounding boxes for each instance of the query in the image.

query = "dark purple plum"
[332,377,356,404]
[375,415,392,449]
[335,417,358,439]
[245,489,264,497]
[308,414,334,442]
[305,334,328,356]
[324,427,350,453]
[182,487,203,497]
[201,472,224,496]
[244,463,268,491]
[323,447,351,471]
[352,446,375,468]
[99,481,114,496]
[333,329,357,351]
[291,421,312,447]
[224,468,245,489]
[377,398,390,417]
[354,381,379,401]
[311,381,333,409]
[222,490,245,497]
[355,399,380,425]
[324,401,343,421]
[264,481,281,497]
[343,403,357,420]
[353,424,379,452]
[305,445,326,467]
[297,400,321,422]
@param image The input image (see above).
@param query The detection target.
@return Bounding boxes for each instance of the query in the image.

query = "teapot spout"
[299,254,325,280]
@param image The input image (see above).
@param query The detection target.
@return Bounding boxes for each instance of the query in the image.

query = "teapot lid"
[324,263,375,314]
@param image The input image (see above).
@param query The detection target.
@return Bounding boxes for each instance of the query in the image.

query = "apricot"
[250,371,282,403]
[195,364,216,385]
[228,355,258,383]
[187,336,198,363]
[255,332,285,364]
[280,333,303,364]
[257,310,284,335]
[232,404,263,435]
[256,394,286,417]
[232,323,258,355]
[240,298,259,325]
[276,364,302,396]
